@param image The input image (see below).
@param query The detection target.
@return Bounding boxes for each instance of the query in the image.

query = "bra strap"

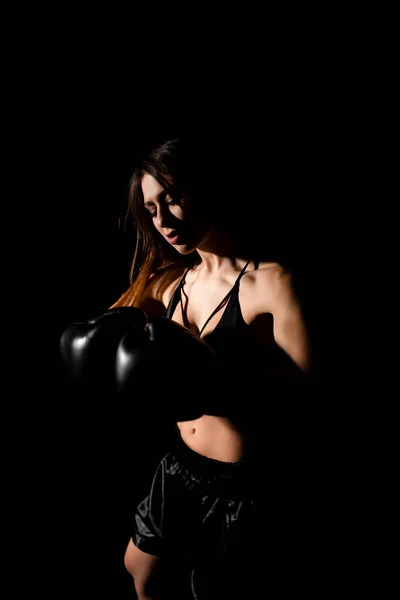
[182,259,252,337]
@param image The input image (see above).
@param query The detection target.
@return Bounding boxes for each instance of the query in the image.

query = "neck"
[194,227,247,276]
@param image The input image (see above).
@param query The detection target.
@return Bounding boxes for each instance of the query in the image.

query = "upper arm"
[265,270,312,373]
[137,267,184,319]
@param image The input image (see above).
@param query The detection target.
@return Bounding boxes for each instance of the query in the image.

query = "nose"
[155,204,174,229]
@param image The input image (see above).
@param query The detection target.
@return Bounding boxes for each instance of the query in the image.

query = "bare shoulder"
[147,264,186,307]
[250,261,297,307]
[137,264,186,317]
[255,261,292,281]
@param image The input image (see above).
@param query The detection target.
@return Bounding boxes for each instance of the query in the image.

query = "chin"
[174,244,196,255]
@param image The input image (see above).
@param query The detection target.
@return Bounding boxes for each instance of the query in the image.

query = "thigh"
[124,539,160,590]
[124,539,159,573]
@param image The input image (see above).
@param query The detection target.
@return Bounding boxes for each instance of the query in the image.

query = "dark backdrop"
[35,99,354,598]
[6,16,378,597]
[52,127,329,598]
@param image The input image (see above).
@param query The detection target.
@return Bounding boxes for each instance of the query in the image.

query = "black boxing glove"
[115,316,218,421]
[59,307,148,393]
[59,307,219,421]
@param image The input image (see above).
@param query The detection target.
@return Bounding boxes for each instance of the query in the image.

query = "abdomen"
[176,415,248,462]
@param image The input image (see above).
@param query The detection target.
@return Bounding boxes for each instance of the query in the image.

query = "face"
[141,173,208,254]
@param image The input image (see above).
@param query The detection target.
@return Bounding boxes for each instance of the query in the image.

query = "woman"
[111,138,314,599]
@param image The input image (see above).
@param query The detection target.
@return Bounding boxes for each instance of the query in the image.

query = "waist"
[176,415,254,462]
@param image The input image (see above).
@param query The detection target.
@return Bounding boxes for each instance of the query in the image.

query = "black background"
[29,109,346,599]
[9,34,376,596]
[50,121,338,598]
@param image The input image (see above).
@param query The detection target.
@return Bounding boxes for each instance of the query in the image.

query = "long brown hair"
[110,139,201,308]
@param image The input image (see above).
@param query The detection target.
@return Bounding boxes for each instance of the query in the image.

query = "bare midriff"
[176,415,248,462]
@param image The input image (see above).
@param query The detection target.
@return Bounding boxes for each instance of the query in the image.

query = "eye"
[144,192,183,219]
[144,205,157,217]
[165,195,180,206]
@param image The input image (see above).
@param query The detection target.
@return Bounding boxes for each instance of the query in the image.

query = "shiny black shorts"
[132,432,259,597]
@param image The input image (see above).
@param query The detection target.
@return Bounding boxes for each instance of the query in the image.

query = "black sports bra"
[165,259,253,338]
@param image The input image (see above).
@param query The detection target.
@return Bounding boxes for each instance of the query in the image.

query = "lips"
[165,231,182,245]
[168,235,180,245]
